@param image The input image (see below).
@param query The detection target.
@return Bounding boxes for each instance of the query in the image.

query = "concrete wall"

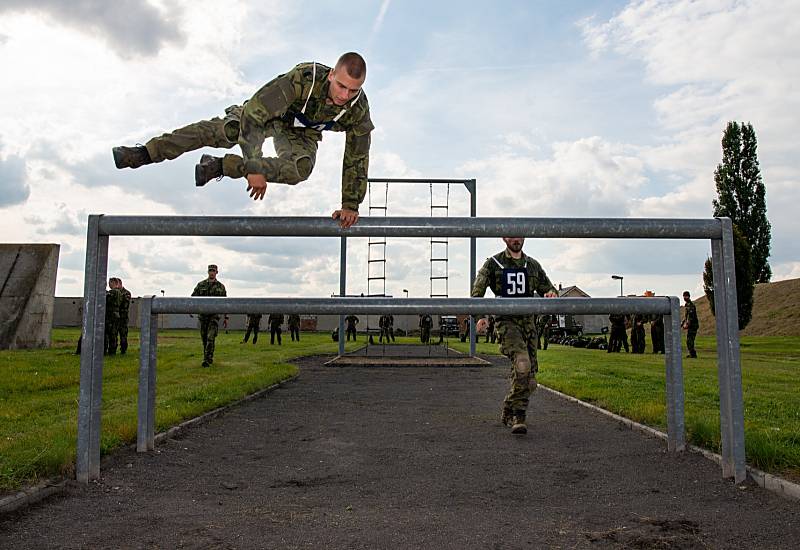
[0,244,59,349]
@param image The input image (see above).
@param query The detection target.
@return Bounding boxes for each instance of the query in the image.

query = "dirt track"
[1,355,798,549]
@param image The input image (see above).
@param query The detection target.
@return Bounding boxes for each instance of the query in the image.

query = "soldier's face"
[503,237,525,253]
[328,68,364,106]
[208,269,217,280]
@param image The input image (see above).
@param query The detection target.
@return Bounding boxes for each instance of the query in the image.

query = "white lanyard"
[298,62,362,125]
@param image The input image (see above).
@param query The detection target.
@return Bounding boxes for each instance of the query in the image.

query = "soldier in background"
[112,52,373,229]
[379,314,391,343]
[345,314,359,341]
[104,278,123,355]
[607,313,629,353]
[387,314,395,342]
[473,237,557,436]
[535,315,551,350]
[115,278,132,354]
[419,314,433,344]
[288,314,301,341]
[191,264,227,368]
[650,315,665,354]
[682,291,699,358]
[485,315,496,344]
[630,313,646,354]
[242,313,262,344]
[268,313,284,345]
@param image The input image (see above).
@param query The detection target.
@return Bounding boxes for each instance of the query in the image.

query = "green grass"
[2,331,799,491]
[450,335,800,481]
[0,328,358,492]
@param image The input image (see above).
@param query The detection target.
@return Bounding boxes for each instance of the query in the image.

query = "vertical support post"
[338,236,347,356]
[664,296,685,452]
[467,179,477,357]
[711,218,746,482]
[137,297,158,452]
[76,215,108,483]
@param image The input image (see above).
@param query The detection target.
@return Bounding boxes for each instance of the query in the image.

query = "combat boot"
[500,406,513,427]
[195,154,223,187]
[112,145,152,169]
[511,412,527,435]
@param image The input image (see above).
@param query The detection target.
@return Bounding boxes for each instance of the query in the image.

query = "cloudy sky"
[1,0,797,301]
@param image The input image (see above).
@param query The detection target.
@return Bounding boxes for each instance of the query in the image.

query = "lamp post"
[403,289,409,298]
[611,275,623,297]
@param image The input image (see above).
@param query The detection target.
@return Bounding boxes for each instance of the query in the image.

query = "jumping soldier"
[473,237,557,436]
[112,53,373,229]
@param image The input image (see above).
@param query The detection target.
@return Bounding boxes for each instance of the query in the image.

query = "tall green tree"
[703,121,767,330]
[711,121,771,282]
[703,224,754,330]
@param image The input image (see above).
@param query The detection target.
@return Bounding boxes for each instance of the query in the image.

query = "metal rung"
[369,206,388,211]
[431,258,448,262]
[430,276,449,280]
[430,294,448,298]
[368,259,386,263]
[430,240,449,244]
[368,241,387,246]
[431,205,449,209]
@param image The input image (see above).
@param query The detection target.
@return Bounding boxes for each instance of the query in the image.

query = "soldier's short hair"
[683,291,690,298]
[208,264,218,271]
[336,52,366,80]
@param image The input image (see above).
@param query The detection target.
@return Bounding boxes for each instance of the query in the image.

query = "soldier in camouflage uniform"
[191,264,227,367]
[114,278,132,355]
[472,237,557,435]
[344,314,359,341]
[112,52,373,229]
[242,313,262,344]
[682,291,699,358]
[104,278,124,355]
[535,314,551,350]
[288,314,301,341]
[630,313,646,354]
[650,314,665,354]
[268,314,284,345]
[419,314,433,344]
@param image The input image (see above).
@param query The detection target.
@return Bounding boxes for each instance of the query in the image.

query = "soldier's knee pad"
[289,155,313,184]
[513,356,531,377]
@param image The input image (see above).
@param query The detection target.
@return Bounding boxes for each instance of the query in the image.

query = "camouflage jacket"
[191,278,227,320]
[683,299,699,329]
[239,62,374,212]
[118,286,132,322]
[268,314,284,327]
[105,288,123,322]
[287,314,301,328]
[246,313,262,326]
[419,315,433,329]
[471,250,556,322]
[345,315,359,328]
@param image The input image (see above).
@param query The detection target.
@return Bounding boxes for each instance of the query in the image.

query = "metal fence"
[78,215,745,484]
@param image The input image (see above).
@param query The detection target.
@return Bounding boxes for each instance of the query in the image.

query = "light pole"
[403,289,409,299]
[611,275,623,297]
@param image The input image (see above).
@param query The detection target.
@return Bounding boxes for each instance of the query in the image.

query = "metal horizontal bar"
[148,297,673,316]
[430,276,449,280]
[96,216,724,239]
[367,259,386,263]
[368,178,473,184]
[430,258,449,262]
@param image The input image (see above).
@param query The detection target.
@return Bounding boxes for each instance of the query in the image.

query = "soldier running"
[112,53,373,229]
[473,237,557,436]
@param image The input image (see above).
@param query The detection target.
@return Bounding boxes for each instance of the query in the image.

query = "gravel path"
[1,355,798,549]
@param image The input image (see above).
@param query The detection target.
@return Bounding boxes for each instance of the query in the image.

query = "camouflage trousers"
[199,316,219,363]
[117,321,129,354]
[686,327,698,357]
[496,316,539,413]
[420,327,431,343]
[104,319,118,355]
[144,105,321,185]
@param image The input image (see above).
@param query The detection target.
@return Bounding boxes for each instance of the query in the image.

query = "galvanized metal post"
[711,218,746,482]
[76,215,108,483]
[664,296,685,452]
[466,179,477,357]
[137,297,158,452]
[338,236,347,356]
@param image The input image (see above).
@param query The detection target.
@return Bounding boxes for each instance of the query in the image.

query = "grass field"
[1,329,798,491]
[0,328,358,492]
[451,334,800,481]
